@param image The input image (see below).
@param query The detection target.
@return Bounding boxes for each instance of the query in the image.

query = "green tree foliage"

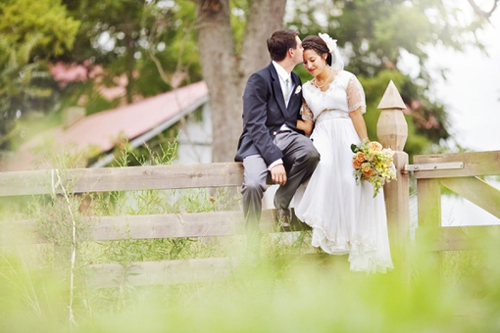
[0,0,79,150]
[58,0,201,107]
[289,0,487,157]
[1,0,490,159]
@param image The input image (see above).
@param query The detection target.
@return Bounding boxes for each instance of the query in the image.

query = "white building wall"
[175,103,212,165]
[173,102,280,210]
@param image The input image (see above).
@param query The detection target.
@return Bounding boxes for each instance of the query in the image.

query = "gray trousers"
[241,132,320,245]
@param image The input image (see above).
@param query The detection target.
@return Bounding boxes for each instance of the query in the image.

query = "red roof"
[1,81,208,171]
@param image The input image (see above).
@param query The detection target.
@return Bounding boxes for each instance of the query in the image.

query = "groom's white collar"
[272,61,291,82]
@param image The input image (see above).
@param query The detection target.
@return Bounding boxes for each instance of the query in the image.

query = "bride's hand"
[297,119,313,136]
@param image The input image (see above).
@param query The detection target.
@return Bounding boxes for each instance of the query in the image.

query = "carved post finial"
[377,81,408,151]
[377,80,410,280]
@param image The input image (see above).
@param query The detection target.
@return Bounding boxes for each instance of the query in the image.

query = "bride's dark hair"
[302,35,332,66]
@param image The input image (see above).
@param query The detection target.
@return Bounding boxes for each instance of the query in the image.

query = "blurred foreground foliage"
[1,234,500,332]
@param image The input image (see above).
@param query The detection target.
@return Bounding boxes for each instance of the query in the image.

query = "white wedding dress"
[295,70,393,273]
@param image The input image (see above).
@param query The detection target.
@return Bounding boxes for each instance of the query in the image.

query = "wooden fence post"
[376,80,410,274]
[416,178,442,270]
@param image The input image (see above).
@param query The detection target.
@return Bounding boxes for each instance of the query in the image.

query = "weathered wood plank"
[86,257,233,288]
[0,169,54,197]
[93,210,275,240]
[417,179,441,228]
[0,163,245,197]
[0,219,45,244]
[413,151,500,179]
[383,151,410,277]
[87,252,326,288]
[441,177,500,219]
[417,225,500,251]
[383,152,410,246]
[0,210,310,245]
[95,210,308,240]
[416,178,442,267]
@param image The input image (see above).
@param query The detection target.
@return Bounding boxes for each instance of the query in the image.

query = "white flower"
[294,85,302,95]
[318,32,337,53]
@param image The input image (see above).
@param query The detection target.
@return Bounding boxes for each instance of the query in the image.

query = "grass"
[1,241,499,332]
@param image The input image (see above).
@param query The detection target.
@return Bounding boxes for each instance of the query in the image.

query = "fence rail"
[412,151,500,179]
[0,210,286,245]
[87,258,234,288]
[415,150,500,255]
[0,163,244,196]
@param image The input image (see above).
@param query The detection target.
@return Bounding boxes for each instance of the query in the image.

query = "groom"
[235,29,320,252]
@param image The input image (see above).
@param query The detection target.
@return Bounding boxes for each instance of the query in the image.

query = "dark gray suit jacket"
[235,62,303,166]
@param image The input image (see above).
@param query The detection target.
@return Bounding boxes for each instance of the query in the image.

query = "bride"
[295,33,393,273]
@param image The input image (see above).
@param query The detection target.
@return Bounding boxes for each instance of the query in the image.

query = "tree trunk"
[125,30,135,105]
[194,0,287,162]
[239,0,287,79]
[194,0,239,163]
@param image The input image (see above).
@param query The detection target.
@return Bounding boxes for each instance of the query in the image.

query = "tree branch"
[467,0,499,21]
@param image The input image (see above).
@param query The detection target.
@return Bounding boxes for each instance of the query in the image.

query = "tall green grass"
[1,241,500,332]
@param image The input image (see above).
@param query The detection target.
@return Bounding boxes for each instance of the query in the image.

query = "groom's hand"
[270,164,287,185]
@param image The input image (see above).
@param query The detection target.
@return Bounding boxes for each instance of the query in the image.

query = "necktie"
[284,77,291,104]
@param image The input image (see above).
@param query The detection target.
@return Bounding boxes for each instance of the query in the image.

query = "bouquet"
[351,139,397,198]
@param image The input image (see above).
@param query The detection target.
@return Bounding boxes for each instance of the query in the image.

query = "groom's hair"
[302,36,332,66]
[267,29,299,62]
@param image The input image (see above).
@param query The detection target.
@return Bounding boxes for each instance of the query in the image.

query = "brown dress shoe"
[275,207,291,231]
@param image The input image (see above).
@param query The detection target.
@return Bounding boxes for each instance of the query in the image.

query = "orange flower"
[363,169,375,178]
[369,141,383,151]
[355,151,365,162]
[353,159,362,169]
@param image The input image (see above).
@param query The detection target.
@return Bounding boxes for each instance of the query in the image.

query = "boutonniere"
[294,85,302,95]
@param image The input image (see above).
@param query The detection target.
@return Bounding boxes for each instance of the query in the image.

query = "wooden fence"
[414,151,500,254]
[375,82,500,270]
[1,81,499,287]
[0,163,297,287]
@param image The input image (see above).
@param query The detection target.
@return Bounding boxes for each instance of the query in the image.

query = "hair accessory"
[318,32,344,71]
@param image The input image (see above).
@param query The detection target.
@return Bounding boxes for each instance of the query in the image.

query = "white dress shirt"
[268,61,295,170]
[272,61,295,107]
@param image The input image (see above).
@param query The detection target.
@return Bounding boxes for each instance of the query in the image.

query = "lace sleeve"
[300,99,314,123]
[346,74,366,114]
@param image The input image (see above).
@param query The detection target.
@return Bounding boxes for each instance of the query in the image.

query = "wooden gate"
[414,151,500,253]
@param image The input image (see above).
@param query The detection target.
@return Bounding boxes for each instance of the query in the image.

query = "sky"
[425,4,500,152]
[416,5,500,226]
